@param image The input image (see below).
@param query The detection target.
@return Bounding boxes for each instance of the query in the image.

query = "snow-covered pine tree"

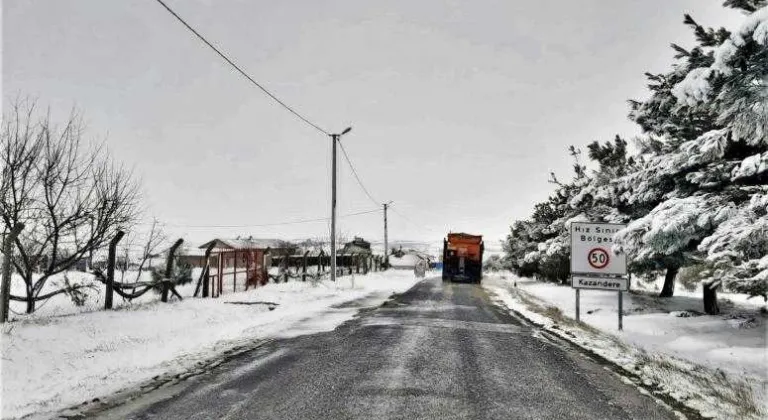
[504,141,633,283]
[675,3,768,303]
[503,149,585,283]
[615,2,767,305]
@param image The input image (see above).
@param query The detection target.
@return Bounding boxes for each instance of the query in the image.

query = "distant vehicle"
[442,233,484,283]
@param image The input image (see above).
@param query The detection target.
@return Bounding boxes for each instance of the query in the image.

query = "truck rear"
[442,233,484,283]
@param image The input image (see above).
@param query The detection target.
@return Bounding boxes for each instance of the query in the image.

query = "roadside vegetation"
[502,1,768,314]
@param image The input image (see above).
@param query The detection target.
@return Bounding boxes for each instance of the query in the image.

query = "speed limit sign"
[570,222,626,275]
[588,248,610,269]
[570,222,629,331]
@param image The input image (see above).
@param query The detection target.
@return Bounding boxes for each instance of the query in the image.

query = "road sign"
[572,275,629,291]
[587,248,610,269]
[570,222,627,275]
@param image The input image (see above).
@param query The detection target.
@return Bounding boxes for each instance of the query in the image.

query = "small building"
[197,237,294,268]
[176,247,209,268]
[341,237,372,255]
[194,237,295,296]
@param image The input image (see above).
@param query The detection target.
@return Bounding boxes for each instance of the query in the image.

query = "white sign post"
[570,222,628,330]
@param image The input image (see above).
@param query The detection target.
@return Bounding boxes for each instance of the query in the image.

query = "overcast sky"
[3,1,744,249]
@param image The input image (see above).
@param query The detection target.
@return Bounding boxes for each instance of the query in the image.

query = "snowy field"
[1,270,423,420]
[485,274,767,420]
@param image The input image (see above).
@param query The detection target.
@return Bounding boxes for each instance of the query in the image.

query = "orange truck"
[442,233,484,283]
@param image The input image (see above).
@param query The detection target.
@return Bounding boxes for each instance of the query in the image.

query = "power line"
[139,208,382,229]
[338,141,380,207]
[389,205,440,234]
[152,0,328,135]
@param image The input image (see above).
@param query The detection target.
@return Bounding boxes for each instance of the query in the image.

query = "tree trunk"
[703,281,720,315]
[659,266,679,297]
[26,293,35,314]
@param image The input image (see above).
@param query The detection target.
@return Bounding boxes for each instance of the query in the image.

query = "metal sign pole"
[575,288,580,322]
[618,291,623,331]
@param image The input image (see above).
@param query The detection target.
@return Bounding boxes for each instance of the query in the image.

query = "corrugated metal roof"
[178,247,207,256]
[198,238,290,250]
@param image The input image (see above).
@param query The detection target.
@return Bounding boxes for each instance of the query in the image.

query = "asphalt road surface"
[95,277,676,420]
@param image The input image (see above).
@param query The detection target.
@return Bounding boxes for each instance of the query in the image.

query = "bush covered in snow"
[483,254,505,272]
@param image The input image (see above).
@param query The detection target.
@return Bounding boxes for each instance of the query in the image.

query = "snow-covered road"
[1,271,421,420]
[87,277,674,420]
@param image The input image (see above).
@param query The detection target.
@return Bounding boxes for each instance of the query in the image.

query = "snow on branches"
[505,4,767,300]
[673,5,768,144]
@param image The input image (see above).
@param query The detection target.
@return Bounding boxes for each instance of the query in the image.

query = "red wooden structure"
[198,238,288,298]
[207,249,268,297]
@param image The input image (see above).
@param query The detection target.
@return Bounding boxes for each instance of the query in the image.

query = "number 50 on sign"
[570,222,627,275]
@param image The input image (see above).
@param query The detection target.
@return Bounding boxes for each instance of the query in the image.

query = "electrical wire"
[141,208,382,229]
[389,205,440,234]
[152,0,329,135]
[338,141,380,207]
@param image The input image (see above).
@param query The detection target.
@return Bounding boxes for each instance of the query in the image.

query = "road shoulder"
[12,275,425,420]
[484,278,766,420]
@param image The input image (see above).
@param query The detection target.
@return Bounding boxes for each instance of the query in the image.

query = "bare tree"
[0,99,140,313]
[298,237,329,257]
[129,219,167,284]
[118,234,135,282]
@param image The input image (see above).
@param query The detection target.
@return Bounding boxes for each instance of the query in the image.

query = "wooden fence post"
[161,239,184,303]
[195,242,216,298]
[245,250,252,290]
[105,230,125,310]
[282,252,289,283]
[1,223,24,323]
[233,249,238,292]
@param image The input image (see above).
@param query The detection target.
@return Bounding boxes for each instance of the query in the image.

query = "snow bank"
[1,271,421,419]
[485,275,767,420]
[6,270,178,320]
[388,254,423,268]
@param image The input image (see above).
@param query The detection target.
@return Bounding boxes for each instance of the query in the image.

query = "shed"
[341,237,372,255]
[196,237,294,296]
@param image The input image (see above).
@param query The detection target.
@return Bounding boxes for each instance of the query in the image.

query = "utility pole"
[383,201,391,269]
[330,127,352,283]
[330,133,338,282]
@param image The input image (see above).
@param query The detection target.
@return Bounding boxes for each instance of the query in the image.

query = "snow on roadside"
[1,270,422,420]
[6,270,189,320]
[484,274,767,420]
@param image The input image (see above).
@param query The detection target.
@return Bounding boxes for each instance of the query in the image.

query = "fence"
[92,233,387,306]
[198,248,386,298]
[203,249,267,298]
